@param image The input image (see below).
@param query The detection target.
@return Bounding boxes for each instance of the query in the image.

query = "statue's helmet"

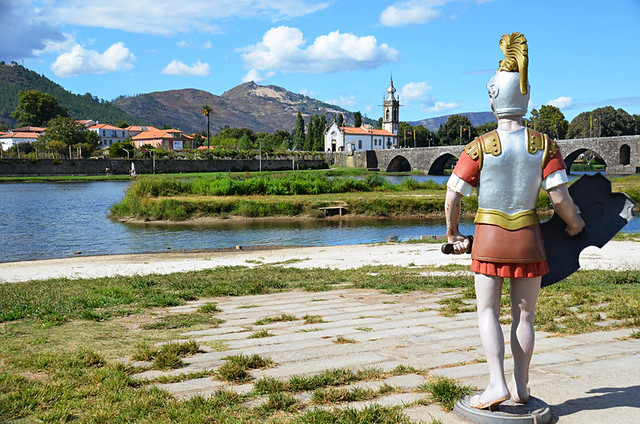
[487,33,529,118]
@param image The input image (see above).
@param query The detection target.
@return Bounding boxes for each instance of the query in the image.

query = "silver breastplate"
[477,128,543,215]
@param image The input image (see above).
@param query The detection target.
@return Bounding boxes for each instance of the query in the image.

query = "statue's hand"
[445,232,471,254]
[566,214,585,237]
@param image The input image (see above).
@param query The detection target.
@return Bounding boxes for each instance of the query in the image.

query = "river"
[0,176,637,263]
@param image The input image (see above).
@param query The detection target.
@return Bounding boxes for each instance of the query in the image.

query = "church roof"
[341,126,396,137]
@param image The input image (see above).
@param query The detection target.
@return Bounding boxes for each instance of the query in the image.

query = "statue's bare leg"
[509,276,540,403]
[471,273,510,409]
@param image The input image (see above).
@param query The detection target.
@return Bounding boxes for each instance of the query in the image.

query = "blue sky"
[2,0,640,124]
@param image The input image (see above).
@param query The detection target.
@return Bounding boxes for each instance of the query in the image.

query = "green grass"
[131,340,200,370]
[253,368,385,395]
[248,329,275,338]
[217,354,275,382]
[2,264,640,422]
[437,296,476,317]
[142,312,225,330]
[108,171,640,222]
[420,376,473,411]
[303,314,327,324]
[255,313,299,325]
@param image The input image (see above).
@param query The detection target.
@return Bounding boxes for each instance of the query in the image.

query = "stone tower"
[382,76,400,135]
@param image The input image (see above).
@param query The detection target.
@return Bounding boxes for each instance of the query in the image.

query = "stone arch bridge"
[325,135,640,176]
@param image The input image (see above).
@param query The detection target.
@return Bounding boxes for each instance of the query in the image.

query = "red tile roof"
[0,131,41,139]
[125,125,159,132]
[131,129,185,140]
[341,126,395,136]
[89,124,122,131]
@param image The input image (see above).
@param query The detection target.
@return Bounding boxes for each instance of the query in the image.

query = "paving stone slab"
[561,339,640,359]
[255,352,390,379]
[153,377,224,397]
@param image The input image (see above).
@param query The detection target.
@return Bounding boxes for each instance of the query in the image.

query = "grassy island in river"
[109,170,640,223]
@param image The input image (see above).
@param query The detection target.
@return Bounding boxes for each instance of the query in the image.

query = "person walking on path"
[444,32,585,411]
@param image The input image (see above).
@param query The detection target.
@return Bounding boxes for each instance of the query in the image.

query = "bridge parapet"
[324,135,640,175]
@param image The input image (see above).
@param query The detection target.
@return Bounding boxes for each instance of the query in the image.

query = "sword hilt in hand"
[441,236,473,255]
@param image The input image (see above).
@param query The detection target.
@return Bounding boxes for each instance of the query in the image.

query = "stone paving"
[131,288,640,423]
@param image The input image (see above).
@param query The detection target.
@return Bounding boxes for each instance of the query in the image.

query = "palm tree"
[200,104,213,149]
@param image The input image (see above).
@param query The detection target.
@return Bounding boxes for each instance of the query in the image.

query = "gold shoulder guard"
[527,129,559,168]
[465,131,501,170]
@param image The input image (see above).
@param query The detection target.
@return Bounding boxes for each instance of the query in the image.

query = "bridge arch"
[428,153,458,175]
[563,148,608,174]
[386,155,411,172]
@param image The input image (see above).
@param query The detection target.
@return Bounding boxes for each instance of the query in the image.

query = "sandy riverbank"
[1,240,639,284]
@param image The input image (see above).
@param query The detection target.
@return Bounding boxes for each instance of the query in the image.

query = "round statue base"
[453,394,552,424]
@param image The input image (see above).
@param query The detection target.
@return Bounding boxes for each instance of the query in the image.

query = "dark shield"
[540,173,636,287]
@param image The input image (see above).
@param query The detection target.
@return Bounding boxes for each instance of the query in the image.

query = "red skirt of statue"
[470,223,550,278]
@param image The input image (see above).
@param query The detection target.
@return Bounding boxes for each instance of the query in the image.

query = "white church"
[324,77,400,152]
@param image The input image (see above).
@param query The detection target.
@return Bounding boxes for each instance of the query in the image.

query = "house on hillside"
[131,128,191,151]
[324,77,400,152]
[88,124,130,148]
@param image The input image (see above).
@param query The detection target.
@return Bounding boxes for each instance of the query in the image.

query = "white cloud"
[299,89,316,97]
[325,95,358,109]
[380,1,444,26]
[177,40,213,49]
[547,96,573,109]
[162,60,211,77]
[427,101,459,113]
[51,42,136,77]
[380,0,494,27]
[399,81,433,105]
[37,0,331,36]
[242,69,275,82]
[240,26,398,79]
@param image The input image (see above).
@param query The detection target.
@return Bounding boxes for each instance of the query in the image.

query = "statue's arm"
[445,187,471,253]
[548,184,585,236]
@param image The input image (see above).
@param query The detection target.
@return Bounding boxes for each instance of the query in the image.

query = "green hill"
[0,63,139,128]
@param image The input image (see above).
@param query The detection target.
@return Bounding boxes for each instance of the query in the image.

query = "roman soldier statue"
[444,33,585,410]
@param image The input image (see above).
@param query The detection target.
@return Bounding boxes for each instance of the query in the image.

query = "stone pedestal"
[454,394,552,424]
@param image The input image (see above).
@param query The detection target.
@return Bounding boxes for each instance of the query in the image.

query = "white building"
[324,77,399,152]
[0,128,45,151]
[88,124,130,148]
[324,123,397,152]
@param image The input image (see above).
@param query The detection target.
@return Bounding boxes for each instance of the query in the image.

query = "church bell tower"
[382,76,400,135]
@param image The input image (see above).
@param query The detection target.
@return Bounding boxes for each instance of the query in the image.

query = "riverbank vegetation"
[109,169,640,222]
[1,263,638,422]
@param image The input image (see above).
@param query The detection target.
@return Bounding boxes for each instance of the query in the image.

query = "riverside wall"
[0,157,327,176]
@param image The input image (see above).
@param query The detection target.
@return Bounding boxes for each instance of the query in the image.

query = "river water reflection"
[0,177,637,263]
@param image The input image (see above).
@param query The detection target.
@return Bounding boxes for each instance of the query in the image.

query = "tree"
[353,111,362,128]
[567,106,636,139]
[529,105,568,139]
[108,141,136,158]
[265,130,292,150]
[292,111,305,150]
[11,90,68,127]
[437,115,475,145]
[38,116,100,157]
[116,121,129,128]
[475,121,498,135]
[337,114,344,127]
[200,104,213,149]
[238,134,253,150]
